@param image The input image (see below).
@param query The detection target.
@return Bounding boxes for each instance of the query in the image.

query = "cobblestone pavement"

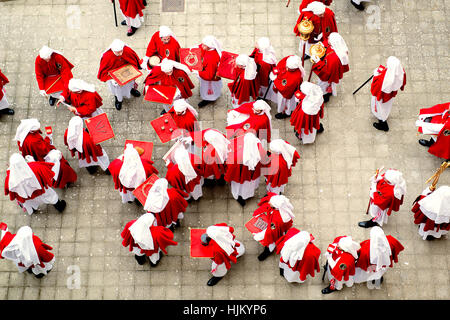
[0,0,448,300]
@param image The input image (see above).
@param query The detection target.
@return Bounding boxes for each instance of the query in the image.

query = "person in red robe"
[358,169,406,228]
[121,213,178,266]
[116,0,146,36]
[354,226,404,289]
[275,228,321,283]
[412,185,450,240]
[250,37,277,101]
[200,223,245,286]
[311,32,349,102]
[108,143,159,203]
[226,100,272,144]
[4,153,66,215]
[35,46,74,106]
[270,55,305,118]
[63,116,110,174]
[228,54,259,108]
[322,235,360,294]
[142,26,181,68]
[264,139,300,194]
[0,225,55,278]
[294,2,337,60]
[0,68,14,115]
[290,81,325,142]
[224,132,269,206]
[14,119,77,189]
[250,193,295,261]
[416,102,450,160]
[143,178,189,231]
[165,145,204,201]
[167,99,199,133]
[57,78,104,119]
[193,35,223,108]
[144,58,194,114]
[298,0,332,12]
[97,39,142,110]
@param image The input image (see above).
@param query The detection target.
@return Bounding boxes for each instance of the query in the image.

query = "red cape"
[226,102,272,142]
[370,65,406,103]
[326,236,357,281]
[5,161,55,202]
[61,88,103,118]
[355,236,404,271]
[412,192,450,232]
[290,92,324,134]
[371,179,404,216]
[199,47,221,81]
[312,46,349,84]
[209,223,240,270]
[121,220,178,256]
[428,120,450,160]
[167,107,198,132]
[145,31,181,62]
[273,56,304,99]
[299,0,332,12]
[250,48,275,87]
[151,188,189,227]
[144,66,194,99]
[0,69,9,100]
[118,0,145,18]
[165,160,203,194]
[35,53,74,90]
[108,157,159,192]
[264,150,300,188]
[294,8,338,42]
[97,46,141,82]
[64,128,104,164]
[275,228,321,281]
[227,67,260,104]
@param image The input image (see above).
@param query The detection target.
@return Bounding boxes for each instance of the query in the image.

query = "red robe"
[63,128,104,164]
[224,136,269,184]
[228,67,260,105]
[165,155,204,194]
[4,161,55,203]
[226,102,272,142]
[264,149,300,188]
[209,223,241,271]
[199,47,221,81]
[118,0,145,18]
[312,45,349,84]
[97,46,141,82]
[294,8,338,43]
[428,120,450,160]
[150,188,189,227]
[252,193,293,247]
[0,69,9,100]
[275,228,321,281]
[18,132,77,189]
[299,0,333,12]
[167,107,198,132]
[412,190,450,233]
[370,65,406,103]
[371,179,404,217]
[61,88,103,118]
[144,66,194,99]
[290,91,324,134]
[35,53,74,90]
[108,157,159,193]
[145,31,181,62]
[250,48,275,88]
[121,220,177,257]
[355,236,404,271]
[272,56,304,99]
[326,236,357,282]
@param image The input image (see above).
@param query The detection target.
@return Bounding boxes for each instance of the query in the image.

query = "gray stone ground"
[0,0,448,300]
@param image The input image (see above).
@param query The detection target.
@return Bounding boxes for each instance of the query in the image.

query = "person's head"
[235,54,249,69]
[286,55,301,72]
[160,59,174,75]
[39,45,53,62]
[161,36,171,44]
[256,37,270,53]
[201,43,211,51]
[110,39,125,56]
[159,26,173,44]
[173,99,188,116]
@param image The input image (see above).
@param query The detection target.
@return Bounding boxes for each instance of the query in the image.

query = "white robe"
[211,240,245,277]
[276,92,298,115]
[0,90,9,110]
[107,79,135,102]
[19,188,59,215]
[198,76,222,101]
[230,177,260,200]
[371,95,394,121]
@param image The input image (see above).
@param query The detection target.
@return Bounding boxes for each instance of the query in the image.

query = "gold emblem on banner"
[184,51,199,68]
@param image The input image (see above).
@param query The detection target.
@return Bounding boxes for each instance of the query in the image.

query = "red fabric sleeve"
[33,235,54,265]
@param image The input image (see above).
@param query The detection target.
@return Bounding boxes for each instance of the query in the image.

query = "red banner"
[217,51,238,80]
[190,228,214,258]
[84,113,115,145]
[132,174,159,206]
[180,48,203,71]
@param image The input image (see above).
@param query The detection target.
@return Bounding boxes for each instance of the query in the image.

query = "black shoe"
[426,235,435,241]
[304,54,311,61]
[358,219,379,228]
[53,200,66,213]
[49,96,57,106]
[207,276,223,286]
[321,285,336,294]
[237,196,246,207]
[198,100,213,108]
[187,197,194,203]
[419,139,434,147]
[149,252,163,267]
[275,112,289,119]
[373,120,389,132]
[27,268,33,274]
[317,123,324,134]
[35,273,45,279]
[217,176,226,186]
[160,109,167,115]
[295,131,301,140]
[121,20,127,26]
[134,198,141,206]
[175,219,181,228]
[380,276,384,285]
[0,108,14,115]
[143,0,147,5]
[323,93,331,103]
[104,168,111,175]
[351,0,365,11]
[135,254,146,265]
[279,267,284,277]
[130,88,141,97]
[86,166,98,175]
[257,247,273,261]
[127,26,138,37]
[203,179,216,188]
[115,97,122,110]
[169,225,175,232]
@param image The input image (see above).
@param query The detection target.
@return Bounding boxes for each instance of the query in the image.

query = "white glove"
[269,72,276,81]
[311,55,320,63]
[39,90,47,97]
[314,33,323,41]
[141,56,149,70]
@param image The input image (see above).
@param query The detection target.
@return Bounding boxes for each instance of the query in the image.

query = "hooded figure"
[167,99,199,133]
[143,26,181,66]
[200,129,230,185]
[0,68,14,115]
[250,37,277,101]
[117,0,146,36]
[228,54,260,108]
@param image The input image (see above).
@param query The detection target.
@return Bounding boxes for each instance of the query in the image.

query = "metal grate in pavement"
[162,0,185,12]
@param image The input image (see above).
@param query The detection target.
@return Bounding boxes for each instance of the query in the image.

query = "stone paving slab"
[0,0,448,300]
